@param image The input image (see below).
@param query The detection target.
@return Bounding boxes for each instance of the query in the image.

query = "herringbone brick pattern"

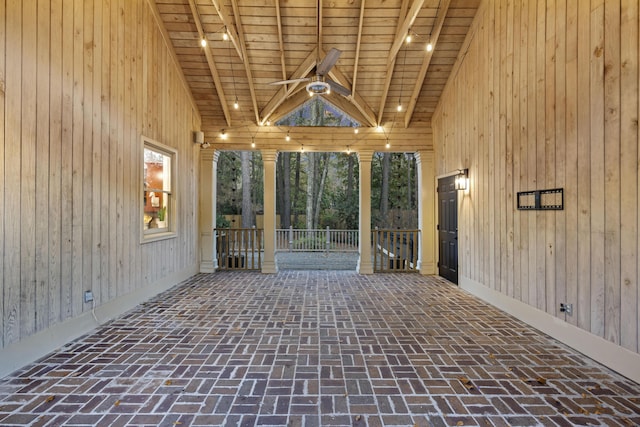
[0,271,638,426]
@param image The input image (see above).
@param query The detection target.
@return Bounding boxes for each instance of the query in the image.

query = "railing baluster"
[288,226,293,252]
[373,229,378,271]
[326,226,330,253]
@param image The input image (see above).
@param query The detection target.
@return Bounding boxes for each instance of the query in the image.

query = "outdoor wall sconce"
[455,169,469,191]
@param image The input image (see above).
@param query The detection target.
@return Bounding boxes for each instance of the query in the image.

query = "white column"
[199,150,219,272]
[357,150,374,274]
[261,149,278,273]
[415,150,436,274]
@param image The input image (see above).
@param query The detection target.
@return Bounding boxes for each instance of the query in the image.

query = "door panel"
[438,175,458,284]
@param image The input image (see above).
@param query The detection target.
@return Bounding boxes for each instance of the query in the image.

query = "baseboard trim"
[460,275,640,384]
[0,265,198,379]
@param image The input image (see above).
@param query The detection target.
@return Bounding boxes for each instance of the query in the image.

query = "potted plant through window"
[157,206,167,228]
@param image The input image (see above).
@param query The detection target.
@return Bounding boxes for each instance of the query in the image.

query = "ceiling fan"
[268,48,351,97]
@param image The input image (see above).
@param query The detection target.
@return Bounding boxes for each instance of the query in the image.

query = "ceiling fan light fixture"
[306,80,331,96]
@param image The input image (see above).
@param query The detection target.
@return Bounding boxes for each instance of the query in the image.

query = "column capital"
[200,149,220,163]
[414,150,433,165]
[261,149,279,163]
[357,149,374,163]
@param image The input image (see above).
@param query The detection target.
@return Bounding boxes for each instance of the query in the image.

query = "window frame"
[141,136,178,243]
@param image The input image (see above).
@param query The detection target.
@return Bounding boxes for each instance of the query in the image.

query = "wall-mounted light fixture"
[455,168,469,191]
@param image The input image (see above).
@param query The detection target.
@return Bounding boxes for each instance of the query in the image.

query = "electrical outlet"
[84,290,94,304]
[559,303,573,316]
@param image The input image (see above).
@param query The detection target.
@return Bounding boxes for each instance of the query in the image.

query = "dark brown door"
[438,175,458,284]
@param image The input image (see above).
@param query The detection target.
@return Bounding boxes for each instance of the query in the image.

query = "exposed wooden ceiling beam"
[230,0,260,125]
[404,0,451,128]
[204,123,433,153]
[269,90,371,128]
[377,0,410,125]
[275,0,287,82]
[317,0,323,55]
[268,88,314,124]
[386,0,425,68]
[210,0,243,62]
[351,0,366,94]
[323,93,371,128]
[260,48,318,124]
[187,0,231,126]
[326,62,377,127]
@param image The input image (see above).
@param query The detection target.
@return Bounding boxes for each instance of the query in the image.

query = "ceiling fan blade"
[327,79,351,96]
[268,77,310,86]
[316,48,342,76]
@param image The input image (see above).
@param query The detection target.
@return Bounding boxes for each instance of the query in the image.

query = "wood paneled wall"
[1,0,201,349]
[433,0,639,354]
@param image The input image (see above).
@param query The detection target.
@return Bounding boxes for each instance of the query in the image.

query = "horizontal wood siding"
[433,0,639,355]
[1,0,201,349]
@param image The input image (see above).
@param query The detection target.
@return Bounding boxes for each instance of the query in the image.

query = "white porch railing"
[276,226,359,252]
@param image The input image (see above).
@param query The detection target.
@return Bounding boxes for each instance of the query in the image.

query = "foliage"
[276,97,360,127]
[218,149,417,230]
[370,152,417,229]
[293,235,327,250]
[216,213,231,228]
[217,151,263,220]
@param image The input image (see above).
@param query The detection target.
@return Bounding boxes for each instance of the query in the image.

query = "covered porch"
[2,271,639,426]
[199,150,436,275]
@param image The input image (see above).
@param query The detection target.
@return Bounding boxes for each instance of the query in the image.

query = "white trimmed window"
[142,137,176,241]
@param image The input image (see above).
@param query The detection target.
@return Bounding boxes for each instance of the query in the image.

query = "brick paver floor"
[1,271,639,426]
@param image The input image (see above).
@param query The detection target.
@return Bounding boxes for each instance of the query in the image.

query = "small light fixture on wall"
[455,168,469,191]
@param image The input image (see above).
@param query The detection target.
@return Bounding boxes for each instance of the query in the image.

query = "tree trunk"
[241,151,252,228]
[305,152,315,229]
[313,153,329,228]
[282,152,291,228]
[406,153,413,210]
[293,152,301,226]
[346,154,354,202]
[380,152,391,225]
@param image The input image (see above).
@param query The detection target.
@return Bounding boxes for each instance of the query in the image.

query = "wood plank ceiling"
[153,0,481,145]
